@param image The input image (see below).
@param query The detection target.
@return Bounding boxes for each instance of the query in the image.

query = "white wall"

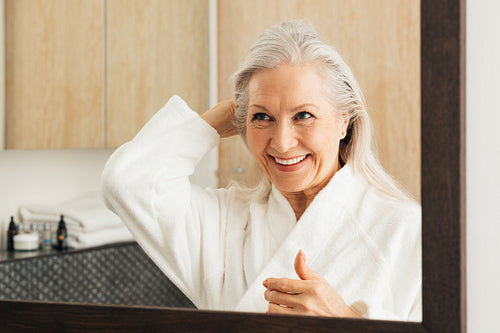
[0,0,5,149]
[466,1,500,332]
[0,149,114,245]
[0,147,217,247]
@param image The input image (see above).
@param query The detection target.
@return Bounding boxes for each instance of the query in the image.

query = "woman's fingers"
[264,277,309,294]
[294,249,321,281]
[264,289,303,309]
[201,100,238,138]
[263,251,361,317]
[263,274,360,316]
[263,278,317,310]
[267,302,296,315]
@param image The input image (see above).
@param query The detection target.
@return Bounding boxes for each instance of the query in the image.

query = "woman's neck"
[282,190,318,221]
[280,166,342,220]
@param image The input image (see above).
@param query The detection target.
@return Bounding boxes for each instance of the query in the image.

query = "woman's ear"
[339,118,349,140]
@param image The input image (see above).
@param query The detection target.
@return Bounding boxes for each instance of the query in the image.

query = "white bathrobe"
[101,96,422,321]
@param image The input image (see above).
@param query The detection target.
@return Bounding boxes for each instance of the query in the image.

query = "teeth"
[274,155,307,165]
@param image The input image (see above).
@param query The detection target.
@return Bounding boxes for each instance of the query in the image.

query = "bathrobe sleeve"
[101,95,232,309]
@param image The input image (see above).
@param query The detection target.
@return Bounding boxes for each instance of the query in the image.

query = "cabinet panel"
[5,0,104,149]
[218,0,420,201]
[106,0,209,148]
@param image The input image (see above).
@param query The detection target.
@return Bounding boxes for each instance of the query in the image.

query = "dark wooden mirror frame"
[0,0,466,331]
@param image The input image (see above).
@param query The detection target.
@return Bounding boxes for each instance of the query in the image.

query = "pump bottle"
[7,216,17,251]
[56,215,68,250]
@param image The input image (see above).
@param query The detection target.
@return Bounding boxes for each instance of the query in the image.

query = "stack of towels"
[19,191,133,249]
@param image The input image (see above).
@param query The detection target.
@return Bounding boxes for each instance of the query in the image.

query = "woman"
[101,21,421,321]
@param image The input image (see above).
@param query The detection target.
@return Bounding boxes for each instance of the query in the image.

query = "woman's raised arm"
[101,96,233,309]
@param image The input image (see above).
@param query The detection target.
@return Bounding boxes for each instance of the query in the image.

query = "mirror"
[0,0,465,331]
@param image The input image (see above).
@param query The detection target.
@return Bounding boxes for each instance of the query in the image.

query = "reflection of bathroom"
[0,0,420,308]
[0,0,217,307]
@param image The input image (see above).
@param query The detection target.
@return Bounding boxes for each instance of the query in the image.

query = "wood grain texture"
[5,0,104,149]
[421,0,466,331]
[106,0,209,148]
[0,300,425,333]
[218,0,421,201]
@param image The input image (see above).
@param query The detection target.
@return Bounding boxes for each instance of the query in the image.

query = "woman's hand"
[201,100,239,138]
[263,250,361,318]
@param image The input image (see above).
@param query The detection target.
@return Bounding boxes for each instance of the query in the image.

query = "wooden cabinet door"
[106,0,209,148]
[5,0,209,150]
[5,0,104,149]
[218,0,421,201]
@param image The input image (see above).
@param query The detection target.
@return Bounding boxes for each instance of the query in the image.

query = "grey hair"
[231,20,411,202]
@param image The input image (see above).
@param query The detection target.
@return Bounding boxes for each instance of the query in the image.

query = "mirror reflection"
[0,0,421,323]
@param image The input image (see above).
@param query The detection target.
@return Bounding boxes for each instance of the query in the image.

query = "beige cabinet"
[5,0,104,149]
[106,0,209,148]
[5,0,208,149]
[217,0,421,201]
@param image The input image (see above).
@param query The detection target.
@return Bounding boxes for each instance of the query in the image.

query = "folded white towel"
[67,226,134,249]
[19,191,124,233]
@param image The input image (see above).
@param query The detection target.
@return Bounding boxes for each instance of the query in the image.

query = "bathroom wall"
[0,148,217,247]
[0,149,113,244]
[466,0,500,331]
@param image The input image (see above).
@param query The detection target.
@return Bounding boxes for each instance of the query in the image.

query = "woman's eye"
[252,113,270,121]
[296,111,313,120]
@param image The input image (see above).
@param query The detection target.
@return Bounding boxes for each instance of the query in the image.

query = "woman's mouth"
[273,155,308,165]
[272,154,309,172]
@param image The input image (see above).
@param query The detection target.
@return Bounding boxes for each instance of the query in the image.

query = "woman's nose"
[269,123,298,153]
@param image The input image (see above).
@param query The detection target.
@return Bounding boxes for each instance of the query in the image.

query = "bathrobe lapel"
[235,166,356,312]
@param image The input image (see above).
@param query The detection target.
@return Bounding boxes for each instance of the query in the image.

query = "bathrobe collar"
[236,164,360,311]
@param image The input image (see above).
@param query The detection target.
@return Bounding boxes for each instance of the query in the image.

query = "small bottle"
[17,222,25,234]
[30,223,40,249]
[7,216,18,251]
[56,215,68,250]
[42,223,53,251]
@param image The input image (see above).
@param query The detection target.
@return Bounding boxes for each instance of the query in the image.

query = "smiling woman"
[245,64,350,217]
[100,20,421,321]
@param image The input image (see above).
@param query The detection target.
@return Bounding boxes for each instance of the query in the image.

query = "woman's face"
[246,63,349,198]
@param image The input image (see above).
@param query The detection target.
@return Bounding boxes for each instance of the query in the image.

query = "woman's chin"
[272,178,310,195]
